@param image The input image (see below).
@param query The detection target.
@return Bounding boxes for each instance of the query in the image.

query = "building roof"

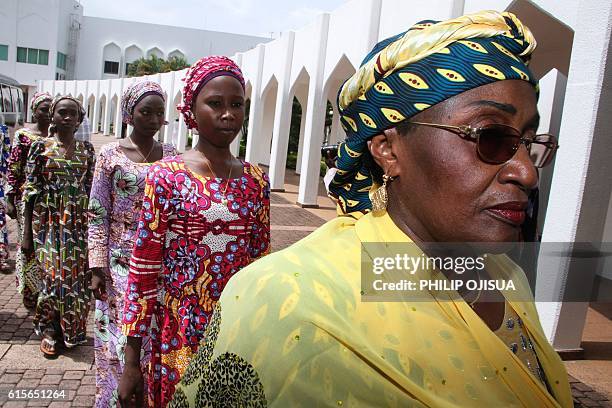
[0,74,20,87]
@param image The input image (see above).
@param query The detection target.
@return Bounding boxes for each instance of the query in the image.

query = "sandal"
[40,330,59,359]
[0,261,11,275]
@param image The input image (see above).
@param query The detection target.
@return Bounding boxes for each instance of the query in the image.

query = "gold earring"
[370,174,392,214]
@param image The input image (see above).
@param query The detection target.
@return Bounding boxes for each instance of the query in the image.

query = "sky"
[79,0,349,38]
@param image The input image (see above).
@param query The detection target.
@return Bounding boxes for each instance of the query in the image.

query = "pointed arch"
[168,49,185,60]
[147,47,164,59]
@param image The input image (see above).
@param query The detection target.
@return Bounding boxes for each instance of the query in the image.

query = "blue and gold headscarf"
[329,11,538,215]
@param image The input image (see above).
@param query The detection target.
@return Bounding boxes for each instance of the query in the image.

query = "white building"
[77,16,268,81]
[38,0,612,357]
[0,0,81,86]
[0,0,269,86]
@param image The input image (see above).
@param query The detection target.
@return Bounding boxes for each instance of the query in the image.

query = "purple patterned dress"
[88,142,177,407]
[0,124,10,270]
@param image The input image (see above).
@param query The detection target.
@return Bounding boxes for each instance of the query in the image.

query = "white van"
[0,74,25,140]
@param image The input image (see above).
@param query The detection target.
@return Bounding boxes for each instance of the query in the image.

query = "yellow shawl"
[171,212,572,407]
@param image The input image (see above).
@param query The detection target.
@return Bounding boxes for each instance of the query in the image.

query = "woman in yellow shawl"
[170,11,572,408]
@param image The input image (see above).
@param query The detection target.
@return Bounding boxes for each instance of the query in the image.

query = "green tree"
[127,55,189,77]
[287,97,302,153]
[164,56,189,72]
[239,99,251,158]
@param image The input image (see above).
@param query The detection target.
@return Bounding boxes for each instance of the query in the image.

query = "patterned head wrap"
[177,56,245,129]
[30,91,52,112]
[121,81,167,125]
[49,95,85,127]
[329,11,538,215]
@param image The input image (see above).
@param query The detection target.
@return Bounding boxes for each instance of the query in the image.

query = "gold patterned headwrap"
[330,11,538,215]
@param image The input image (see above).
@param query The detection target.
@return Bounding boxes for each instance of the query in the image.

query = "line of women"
[2,56,271,407]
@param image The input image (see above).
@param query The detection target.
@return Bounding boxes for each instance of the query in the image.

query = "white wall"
[75,16,270,80]
[0,0,82,86]
[0,1,19,79]
[0,0,80,86]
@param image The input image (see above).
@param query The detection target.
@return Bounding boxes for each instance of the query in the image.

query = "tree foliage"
[127,55,189,77]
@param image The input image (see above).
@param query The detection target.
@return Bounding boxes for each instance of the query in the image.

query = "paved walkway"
[0,133,608,407]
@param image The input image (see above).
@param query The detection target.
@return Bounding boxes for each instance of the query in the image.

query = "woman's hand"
[89,268,108,301]
[21,233,34,258]
[6,197,16,219]
[118,363,144,408]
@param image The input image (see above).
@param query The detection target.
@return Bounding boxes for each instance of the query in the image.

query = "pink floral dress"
[87,142,177,407]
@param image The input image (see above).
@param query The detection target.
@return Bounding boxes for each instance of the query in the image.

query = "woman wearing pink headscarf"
[118,56,270,407]
[6,91,53,306]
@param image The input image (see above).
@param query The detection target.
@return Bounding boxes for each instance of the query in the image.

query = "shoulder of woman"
[243,161,269,182]
[29,138,48,150]
[96,142,121,163]
[161,143,179,155]
[145,155,181,180]
[81,140,95,151]
[221,220,360,312]
[14,128,36,140]
[27,139,50,162]
[100,141,123,155]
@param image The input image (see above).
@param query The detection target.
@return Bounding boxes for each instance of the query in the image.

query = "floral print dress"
[0,125,10,270]
[22,138,96,346]
[122,156,270,407]
[6,127,45,303]
[87,142,177,408]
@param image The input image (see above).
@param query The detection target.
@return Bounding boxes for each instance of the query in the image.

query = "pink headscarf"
[121,81,166,125]
[177,56,245,129]
[30,91,52,111]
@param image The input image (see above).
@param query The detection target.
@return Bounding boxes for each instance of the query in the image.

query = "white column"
[536,0,612,351]
[114,108,123,139]
[94,100,102,134]
[164,92,178,145]
[114,80,124,139]
[92,95,100,134]
[103,97,112,135]
[295,107,307,175]
[191,131,199,149]
[155,73,167,143]
[532,70,567,234]
[245,45,266,164]
[161,85,175,143]
[450,0,466,18]
[176,115,187,153]
[258,97,276,166]
[269,32,296,191]
[297,14,330,206]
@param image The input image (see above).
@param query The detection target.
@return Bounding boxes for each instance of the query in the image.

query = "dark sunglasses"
[408,121,559,168]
